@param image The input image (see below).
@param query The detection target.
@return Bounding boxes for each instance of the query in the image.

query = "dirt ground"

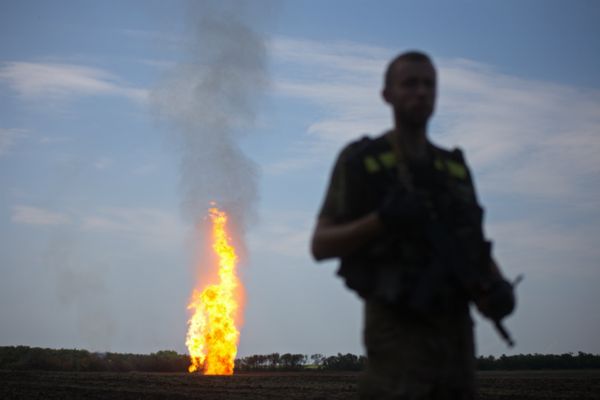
[1,369,599,399]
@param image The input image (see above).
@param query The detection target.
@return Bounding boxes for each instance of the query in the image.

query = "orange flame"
[186,207,241,375]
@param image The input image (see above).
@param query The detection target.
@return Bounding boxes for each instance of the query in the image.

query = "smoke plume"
[152,1,269,231]
[46,233,115,351]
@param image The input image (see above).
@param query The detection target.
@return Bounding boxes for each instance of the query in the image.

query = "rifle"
[385,131,519,346]
[409,211,520,347]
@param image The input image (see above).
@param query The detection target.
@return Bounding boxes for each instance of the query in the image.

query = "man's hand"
[475,278,516,321]
[378,185,428,231]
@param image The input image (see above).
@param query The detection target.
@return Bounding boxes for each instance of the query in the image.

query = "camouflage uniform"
[360,302,475,400]
[318,133,482,399]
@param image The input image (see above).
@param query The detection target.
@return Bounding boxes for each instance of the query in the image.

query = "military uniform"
[318,132,484,399]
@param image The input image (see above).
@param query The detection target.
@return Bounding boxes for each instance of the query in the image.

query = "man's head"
[382,51,437,129]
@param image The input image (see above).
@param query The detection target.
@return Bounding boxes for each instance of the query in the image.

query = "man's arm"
[310,212,384,261]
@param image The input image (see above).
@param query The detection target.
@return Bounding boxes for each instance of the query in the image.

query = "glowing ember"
[186,207,241,375]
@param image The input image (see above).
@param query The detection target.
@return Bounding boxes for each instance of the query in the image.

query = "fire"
[186,207,241,375]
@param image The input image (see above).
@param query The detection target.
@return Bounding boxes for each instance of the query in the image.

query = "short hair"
[384,51,435,89]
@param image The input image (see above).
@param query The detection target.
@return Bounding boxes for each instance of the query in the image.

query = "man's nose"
[416,83,435,101]
[416,81,429,95]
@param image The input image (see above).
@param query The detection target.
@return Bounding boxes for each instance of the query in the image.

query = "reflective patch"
[434,157,467,179]
[364,156,380,172]
[447,160,467,179]
[378,152,396,168]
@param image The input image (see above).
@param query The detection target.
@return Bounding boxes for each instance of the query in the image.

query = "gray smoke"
[46,233,115,351]
[152,1,269,231]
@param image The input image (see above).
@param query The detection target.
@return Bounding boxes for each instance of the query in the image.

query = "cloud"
[0,62,148,103]
[0,128,27,157]
[248,210,313,260]
[93,157,114,170]
[81,207,186,247]
[263,38,392,175]
[39,136,70,145]
[11,204,185,249]
[12,205,71,225]
[434,59,600,201]
[268,37,600,205]
[270,37,390,139]
[271,36,389,78]
[263,37,391,175]
[137,59,177,70]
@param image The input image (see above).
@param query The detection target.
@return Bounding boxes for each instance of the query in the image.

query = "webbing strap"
[385,130,415,192]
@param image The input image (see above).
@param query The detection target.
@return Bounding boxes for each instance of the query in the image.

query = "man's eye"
[403,78,418,88]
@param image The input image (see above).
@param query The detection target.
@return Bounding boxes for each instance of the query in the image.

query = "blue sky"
[1,0,599,359]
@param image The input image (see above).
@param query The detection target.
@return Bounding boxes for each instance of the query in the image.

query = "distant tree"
[258,354,268,369]
[280,353,292,370]
[310,353,324,368]
[322,353,365,371]
[475,352,600,370]
[268,352,280,369]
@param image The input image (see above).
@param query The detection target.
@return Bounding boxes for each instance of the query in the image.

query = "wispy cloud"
[268,37,600,205]
[11,204,185,248]
[39,136,70,145]
[264,38,391,174]
[0,128,27,156]
[93,157,114,170]
[248,209,313,260]
[137,59,177,70]
[271,36,389,78]
[435,59,600,201]
[81,207,186,247]
[12,205,71,225]
[0,62,148,103]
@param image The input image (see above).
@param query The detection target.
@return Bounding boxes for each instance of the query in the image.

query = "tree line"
[1,346,599,373]
[0,346,188,372]
[476,352,600,370]
[235,353,366,371]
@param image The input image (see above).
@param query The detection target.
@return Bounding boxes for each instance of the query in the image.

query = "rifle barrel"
[494,320,515,347]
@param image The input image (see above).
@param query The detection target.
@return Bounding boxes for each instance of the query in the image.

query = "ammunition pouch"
[337,236,412,302]
[338,235,468,315]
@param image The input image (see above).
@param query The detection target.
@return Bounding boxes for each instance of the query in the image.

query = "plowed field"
[1,370,599,399]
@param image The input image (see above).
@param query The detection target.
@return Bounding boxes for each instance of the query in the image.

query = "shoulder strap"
[385,130,415,192]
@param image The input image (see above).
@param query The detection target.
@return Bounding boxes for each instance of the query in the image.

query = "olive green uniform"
[318,133,482,399]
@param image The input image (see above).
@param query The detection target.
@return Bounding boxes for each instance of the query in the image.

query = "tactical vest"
[337,135,483,306]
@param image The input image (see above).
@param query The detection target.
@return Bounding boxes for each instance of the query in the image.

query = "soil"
[1,369,599,399]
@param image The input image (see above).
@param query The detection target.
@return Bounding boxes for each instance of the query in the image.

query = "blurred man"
[311,51,513,399]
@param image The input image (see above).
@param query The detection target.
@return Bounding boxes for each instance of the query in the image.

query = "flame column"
[186,207,241,375]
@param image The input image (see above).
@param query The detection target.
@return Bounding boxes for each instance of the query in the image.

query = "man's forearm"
[310,212,384,261]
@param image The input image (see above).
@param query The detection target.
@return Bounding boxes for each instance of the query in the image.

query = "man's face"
[383,60,437,127]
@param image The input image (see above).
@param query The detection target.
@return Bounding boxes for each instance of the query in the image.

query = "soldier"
[310,51,514,399]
